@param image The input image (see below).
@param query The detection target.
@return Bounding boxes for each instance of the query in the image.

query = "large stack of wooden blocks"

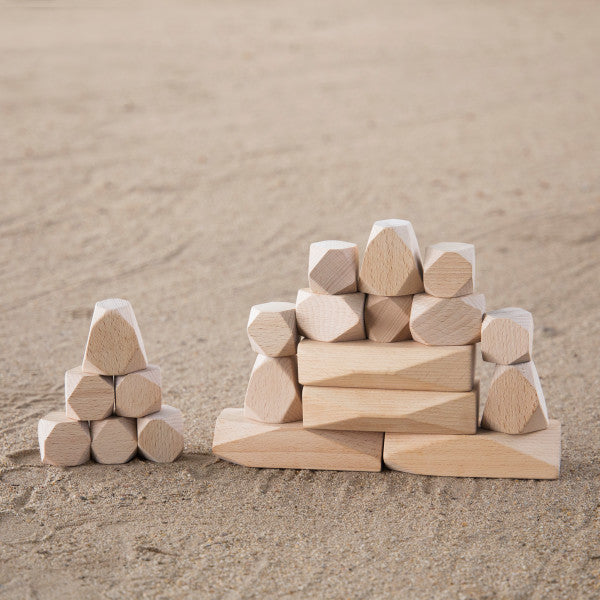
[213,219,561,479]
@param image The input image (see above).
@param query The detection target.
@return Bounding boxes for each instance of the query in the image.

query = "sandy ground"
[1,1,599,598]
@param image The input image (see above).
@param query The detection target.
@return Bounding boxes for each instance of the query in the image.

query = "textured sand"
[1,1,600,598]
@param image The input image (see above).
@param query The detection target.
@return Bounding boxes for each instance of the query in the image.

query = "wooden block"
[247,302,298,357]
[82,298,148,376]
[90,416,137,464]
[481,307,534,365]
[137,405,184,463]
[115,364,162,418]
[365,294,412,342]
[308,240,358,295]
[481,361,549,434]
[212,408,383,471]
[298,339,475,392]
[302,385,478,434]
[423,242,475,298]
[295,288,365,342]
[410,292,486,346]
[383,420,561,479]
[65,365,114,421]
[38,412,91,467]
[358,219,424,296]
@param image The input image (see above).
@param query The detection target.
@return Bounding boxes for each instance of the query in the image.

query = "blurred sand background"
[1,1,599,598]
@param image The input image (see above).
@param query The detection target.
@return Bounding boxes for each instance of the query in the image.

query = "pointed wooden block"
[137,405,184,463]
[410,292,486,346]
[295,288,365,342]
[298,339,475,392]
[38,412,91,467]
[358,219,424,296]
[212,408,383,471]
[481,307,534,365]
[308,240,358,295]
[82,298,148,376]
[91,416,137,464]
[115,364,162,418]
[383,420,561,479]
[365,294,412,342]
[65,366,114,421]
[423,242,475,298]
[481,361,549,434]
[247,302,298,357]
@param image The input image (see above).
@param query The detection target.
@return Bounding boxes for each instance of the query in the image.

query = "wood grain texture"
[365,294,412,342]
[308,240,358,295]
[481,307,534,365]
[115,364,162,418]
[91,416,138,464]
[38,412,91,467]
[247,301,298,357]
[423,242,475,298]
[65,365,114,421]
[137,405,184,463]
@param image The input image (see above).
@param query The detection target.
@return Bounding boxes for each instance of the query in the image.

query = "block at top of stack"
[308,240,358,295]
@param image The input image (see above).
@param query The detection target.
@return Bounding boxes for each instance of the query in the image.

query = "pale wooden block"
[65,365,114,421]
[137,405,184,463]
[212,408,383,471]
[244,354,302,423]
[91,416,137,464]
[410,292,486,346]
[423,242,475,298]
[308,240,358,295]
[295,288,365,342]
[358,219,424,296]
[365,294,412,342]
[481,361,549,434]
[38,412,90,467]
[383,420,561,479]
[115,364,162,418]
[481,307,534,365]
[297,339,475,392]
[82,298,148,376]
[247,302,298,357]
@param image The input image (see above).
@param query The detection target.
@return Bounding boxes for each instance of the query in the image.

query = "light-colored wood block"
[481,361,549,434]
[137,405,184,463]
[90,416,137,464]
[423,242,475,298]
[481,307,534,365]
[308,240,358,295]
[295,288,365,342]
[297,339,475,392]
[38,412,91,467]
[410,292,486,346]
[365,294,412,342]
[82,298,148,376]
[383,420,561,479]
[115,364,162,418]
[358,219,424,296]
[65,365,114,421]
[212,408,383,471]
[247,302,298,357]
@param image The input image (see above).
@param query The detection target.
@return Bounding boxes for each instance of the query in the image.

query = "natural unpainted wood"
[308,240,358,295]
[481,307,534,365]
[115,364,162,418]
[365,294,412,342]
[423,242,475,298]
[247,301,298,357]
[91,416,138,464]
[38,412,91,467]
[65,365,114,421]
[137,405,184,463]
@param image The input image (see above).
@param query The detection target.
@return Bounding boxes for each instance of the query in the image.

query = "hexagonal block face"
[115,365,162,418]
[423,242,475,298]
[38,412,90,467]
[137,405,184,463]
[308,240,358,295]
[65,366,114,421]
[247,302,298,357]
[91,417,137,464]
[365,295,412,343]
[481,308,533,365]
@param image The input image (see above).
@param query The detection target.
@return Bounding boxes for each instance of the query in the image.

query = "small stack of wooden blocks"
[213,219,561,479]
[38,299,184,467]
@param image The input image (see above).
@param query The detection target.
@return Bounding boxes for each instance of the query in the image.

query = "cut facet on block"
[115,364,162,418]
[308,240,358,295]
[423,242,475,298]
[65,366,114,421]
[38,412,91,467]
[91,416,137,465]
[365,294,412,342]
[481,307,534,365]
[137,405,184,463]
[247,302,298,357]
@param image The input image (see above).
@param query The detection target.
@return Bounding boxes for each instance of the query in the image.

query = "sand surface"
[1,1,599,598]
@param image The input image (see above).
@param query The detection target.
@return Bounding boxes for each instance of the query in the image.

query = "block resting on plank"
[364,294,412,343]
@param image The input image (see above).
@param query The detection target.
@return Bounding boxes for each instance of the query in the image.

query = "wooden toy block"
[295,288,365,342]
[38,412,91,467]
[365,294,412,342]
[65,366,114,421]
[358,219,424,296]
[244,354,302,423]
[308,240,358,295]
[137,405,184,463]
[410,292,486,346]
[115,364,162,418]
[297,339,475,392]
[481,307,534,365]
[90,416,137,464]
[481,361,549,434]
[423,242,475,298]
[212,408,383,471]
[82,298,148,376]
[383,420,561,479]
[247,302,298,357]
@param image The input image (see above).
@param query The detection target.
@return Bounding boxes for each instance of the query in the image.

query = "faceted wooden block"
[137,405,184,463]
[91,416,137,464]
[423,242,475,298]
[115,364,162,418]
[65,365,114,421]
[247,302,298,357]
[38,412,91,467]
[308,240,358,295]
[365,294,412,342]
[481,307,534,365]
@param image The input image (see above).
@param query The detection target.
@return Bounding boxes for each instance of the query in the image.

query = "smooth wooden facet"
[365,294,412,342]
[481,307,534,365]
[115,364,162,418]
[90,416,138,464]
[247,302,298,357]
[137,405,184,463]
[308,240,358,295]
[38,412,91,467]
[65,365,114,421]
[423,242,475,298]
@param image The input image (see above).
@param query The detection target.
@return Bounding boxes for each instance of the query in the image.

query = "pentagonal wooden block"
[244,354,302,423]
[115,364,162,418]
[137,405,184,463]
[480,361,549,434]
[65,365,114,421]
[247,302,298,357]
[365,294,412,342]
[308,240,358,295]
[38,412,91,467]
[82,298,148,376]
[423,242,475,298]
[358,219,424,296]
[410,292,486,346]
[90,416,137,464]
[481,307,534,365]
[295,288,365,342]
